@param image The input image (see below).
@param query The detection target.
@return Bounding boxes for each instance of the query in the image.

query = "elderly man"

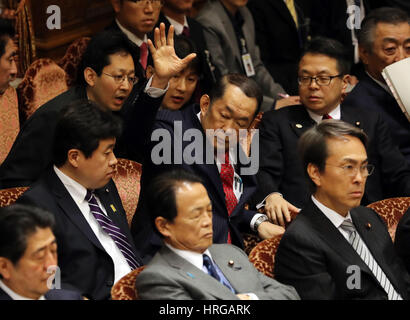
[342,7,410,163]
[136,169,300,300]
[132,73,285,263]
[0,204,83,300]
[274,120,410,300]
[0,18,16,96]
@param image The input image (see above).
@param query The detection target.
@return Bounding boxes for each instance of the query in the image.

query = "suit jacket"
[136,244,299,300]
[0,287,83,300]
[195,1,285,111]
[342,73,410,164]
[0,84,162,188]
[394,207,410,275]
[17,169,143,300]
[156,12,218,95]
[252,104,410,209]
[247,0,310,95]
[274,200,410,299]
[131,104,259,263]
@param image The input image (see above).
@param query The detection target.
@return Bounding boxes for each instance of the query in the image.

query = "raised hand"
[148,23,197,89]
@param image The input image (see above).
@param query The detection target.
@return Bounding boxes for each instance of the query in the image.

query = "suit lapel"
[269,0,299,31]
[160,246,237,299]
[46,171,106,252]
[289,107,316,138]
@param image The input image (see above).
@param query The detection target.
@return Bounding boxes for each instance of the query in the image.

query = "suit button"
[106,280,113,286]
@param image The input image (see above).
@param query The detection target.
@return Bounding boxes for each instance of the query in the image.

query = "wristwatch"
[254,215,269,231]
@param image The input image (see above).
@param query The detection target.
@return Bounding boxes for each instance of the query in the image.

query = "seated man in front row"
[136,169,299,300]
[19,101,141,300]
[274,120,410,300]
[0,204,83,300]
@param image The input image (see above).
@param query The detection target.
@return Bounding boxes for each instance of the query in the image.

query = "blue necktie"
[203,254,235,293]
[85,190,140,270]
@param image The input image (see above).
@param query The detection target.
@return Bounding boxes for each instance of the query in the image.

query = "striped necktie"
[85,190,140,270]
[285,0,299,28]
[203,254,235,293]
[220,152,237,243]
[340,219,402,300]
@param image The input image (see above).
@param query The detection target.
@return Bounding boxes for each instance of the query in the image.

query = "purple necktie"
[182,26,190,37]
[85,190,139,270]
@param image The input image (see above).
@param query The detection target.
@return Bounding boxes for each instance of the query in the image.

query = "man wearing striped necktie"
[274,120,410,300]
[18,101,143,300]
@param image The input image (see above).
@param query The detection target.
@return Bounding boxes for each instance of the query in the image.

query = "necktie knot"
[322,113,332,120]
[340,219,356,236]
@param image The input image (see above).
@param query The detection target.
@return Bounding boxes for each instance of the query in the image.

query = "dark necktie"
[85,190,139,270]
[139,42,148,70]
[322,114,332,120]
[203,254,235,293]
[182,26,190,37]
[220,152,237,243]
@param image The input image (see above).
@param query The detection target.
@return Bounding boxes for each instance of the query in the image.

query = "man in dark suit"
[275,120,410,299]
[136,169,299,300]
[253,36,410,227]
[342,7,410,163]
[132,73,285,263]
[0,18,17,96]
[0,25,196,188]
[247,0,311,95]
[394,207,410,275]
[0,204,83,300]
[109,0,163,71]
[156,0,218,95]
[18,101,143,300]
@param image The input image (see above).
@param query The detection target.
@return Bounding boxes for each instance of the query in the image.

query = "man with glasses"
[251,36,410,228]
[109,0,163,70]
[274,119,410,299]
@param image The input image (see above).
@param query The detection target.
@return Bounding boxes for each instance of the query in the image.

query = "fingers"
[154,26,161,49]
[159,22,166,47]
[147,39,155,56]
[167,24,174,48]
[179,53,197,68]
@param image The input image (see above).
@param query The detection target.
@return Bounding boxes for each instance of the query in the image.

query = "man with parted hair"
[274,119,410,300]
[252,36,410,228]
[18,101,142,300]
[136,168,300,300]
[0,204,83,300]
[342,7,410,163]
[132,73,285,263]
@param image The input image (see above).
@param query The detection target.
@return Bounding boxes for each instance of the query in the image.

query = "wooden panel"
[30,0,114,60]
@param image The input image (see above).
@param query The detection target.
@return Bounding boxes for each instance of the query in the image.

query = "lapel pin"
[105,188,109,193]
[110,204,117,212]
[186,272,195,278]
[228,260,234,267]
[296,124,303,129]
[366,222,371,230]
[355,121,360,126]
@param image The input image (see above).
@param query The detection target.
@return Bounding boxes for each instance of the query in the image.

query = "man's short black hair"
[301,37,352,76]
[52,100,122,167]
[145,169,204,237]
[0,18,15,58]
[358,7,410,53]
[0,204,55,265]
[76,30,142,87]
[209,73,262,117]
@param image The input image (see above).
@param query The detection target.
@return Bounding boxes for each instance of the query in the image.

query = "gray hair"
[298,119,368,193]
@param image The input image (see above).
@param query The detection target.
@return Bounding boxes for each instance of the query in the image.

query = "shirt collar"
[366,71,393,96]
[53,166,88,204]
[306,104,341,124]
[0,280,45,300]
[165,15,188,35]
[165,243,212,271]
[312,195,352,229]
[115,19,147,47]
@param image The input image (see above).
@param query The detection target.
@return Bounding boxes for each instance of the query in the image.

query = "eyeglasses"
[130,0,163,8]
[102,73,138,85]
[325,163,375,177]
[298,74,342,86]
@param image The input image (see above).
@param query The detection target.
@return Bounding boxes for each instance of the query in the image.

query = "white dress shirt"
[307,105,341,124]
[164,15,189,35]
[53,166,131,284]
[0,280,45,300]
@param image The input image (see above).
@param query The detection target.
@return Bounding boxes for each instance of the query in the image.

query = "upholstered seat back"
[111,266,146,300]
[0,187,29,207]
[17,58,68,123]
[0,86,19,164]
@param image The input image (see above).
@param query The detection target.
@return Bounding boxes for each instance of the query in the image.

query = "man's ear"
[155,217,172,238]
[307,163,322,188]
[341,74,349,94]
[0,257,12,281]
[199,94,210,118]
[84,67,97,87]
[110,0,122,13]
[67,149,82,168]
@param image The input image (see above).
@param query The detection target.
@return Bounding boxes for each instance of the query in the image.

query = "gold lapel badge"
[110,204,117,212]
